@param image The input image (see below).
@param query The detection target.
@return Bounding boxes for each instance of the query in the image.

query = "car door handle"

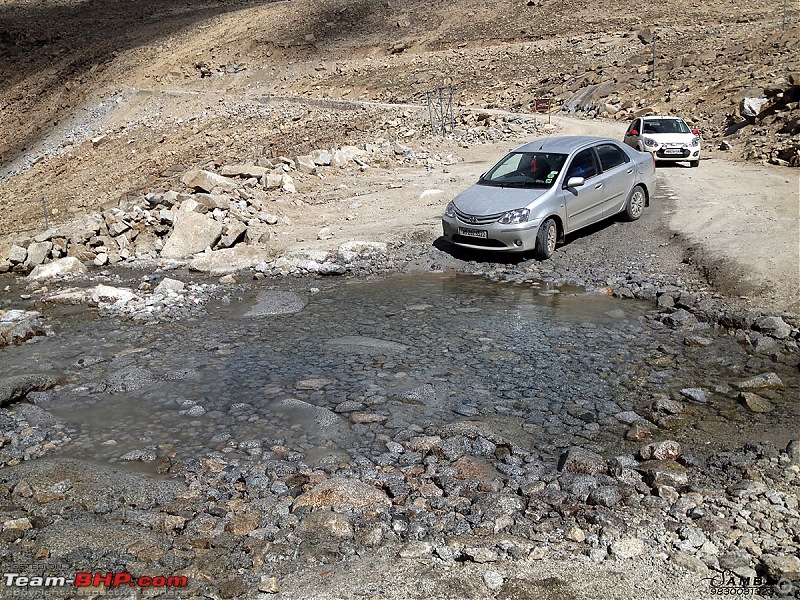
[594,183,603,189]
[627,168,634,174]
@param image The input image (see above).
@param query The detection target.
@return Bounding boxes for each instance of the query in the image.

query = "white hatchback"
[623,115,701,167]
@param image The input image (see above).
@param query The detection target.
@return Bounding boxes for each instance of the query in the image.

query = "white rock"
[294,155,317,174]
[337,241,388,264]
[24,242,51,267]
[281,174,296,193]
[28,257,88,282]
[310,150,332,166]
[7,245,27,264]
[609,538,645,559]
[317,227,335,240]
[264,173,284,189]
[88,284,139,307]
[154,278,185,295]
[178,198,204,214]
[482,570,504,590]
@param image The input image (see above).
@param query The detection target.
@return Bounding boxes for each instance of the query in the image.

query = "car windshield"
[641,119,691,134]
[479,152,568,188]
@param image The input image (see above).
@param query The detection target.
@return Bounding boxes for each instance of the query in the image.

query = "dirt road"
[270,109,799,314]
[0,85,796,313]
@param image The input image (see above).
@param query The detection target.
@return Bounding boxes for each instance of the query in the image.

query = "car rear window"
[595,144,630,171]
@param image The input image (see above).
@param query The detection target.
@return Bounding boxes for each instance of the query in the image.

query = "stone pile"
[0,139,433,275]
[13,241,392,324]
[35,276,215,324]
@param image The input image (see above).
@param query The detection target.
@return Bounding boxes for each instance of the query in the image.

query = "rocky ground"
[0,229,799,600]
[1,166,799,599]
[1,0,799,598]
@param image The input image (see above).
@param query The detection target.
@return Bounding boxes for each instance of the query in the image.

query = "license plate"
[664,148,683,155]
[458,227,488,239]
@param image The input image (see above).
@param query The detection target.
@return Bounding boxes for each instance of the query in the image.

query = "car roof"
[512,136,621,154]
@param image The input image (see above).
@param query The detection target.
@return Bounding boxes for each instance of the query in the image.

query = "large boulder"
[27,257,88,282]
[0,374,57,407]
[24,241,52,268]
[753,315,792,339]
[160,212,223,259]
[0,311,47,347]
[189,245,276,275]
[558,447,608,475]
[294,155,317,174]
[217,222,247,249]
[87,285,139,307]
[58,214,104,245]
[7,244,27,264]
[181,169,239,193]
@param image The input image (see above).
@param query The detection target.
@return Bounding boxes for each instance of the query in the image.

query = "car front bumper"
[441,216,542,252]
[645,147,701,162]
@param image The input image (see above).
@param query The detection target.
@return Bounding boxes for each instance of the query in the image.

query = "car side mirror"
[629,130,638,136]
[691,129,699,135]
[566,176,585,188]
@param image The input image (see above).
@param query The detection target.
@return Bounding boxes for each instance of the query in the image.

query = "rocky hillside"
[0,0,797,237]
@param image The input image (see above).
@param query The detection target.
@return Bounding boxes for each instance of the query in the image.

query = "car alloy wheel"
[623,185,645,221]
[533,218,557,260]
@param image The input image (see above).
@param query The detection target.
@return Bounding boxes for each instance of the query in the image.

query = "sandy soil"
[664,160,800,313]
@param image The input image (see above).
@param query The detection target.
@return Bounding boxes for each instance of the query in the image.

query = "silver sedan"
[441,136,657,259]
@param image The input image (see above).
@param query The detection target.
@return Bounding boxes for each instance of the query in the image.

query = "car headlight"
[643,137,658,148]
[444,201,456,218]
[690,136,700,147]
[498,208,529,224]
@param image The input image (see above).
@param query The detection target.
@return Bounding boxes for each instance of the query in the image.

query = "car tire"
[690,159,700,167]
[621,185,646,222]
[533,218,557,260]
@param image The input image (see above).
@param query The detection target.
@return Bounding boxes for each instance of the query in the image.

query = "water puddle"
[1,272,798,471]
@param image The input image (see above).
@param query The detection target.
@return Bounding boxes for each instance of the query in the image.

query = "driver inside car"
[529,156,551,181]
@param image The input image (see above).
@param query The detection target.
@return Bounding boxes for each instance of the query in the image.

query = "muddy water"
[1,272,798,471]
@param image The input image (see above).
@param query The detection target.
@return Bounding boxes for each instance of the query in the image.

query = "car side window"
[626,120,638,135]
[595,144,630,172]
[566,148,599,180]
[642,120,657,134]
